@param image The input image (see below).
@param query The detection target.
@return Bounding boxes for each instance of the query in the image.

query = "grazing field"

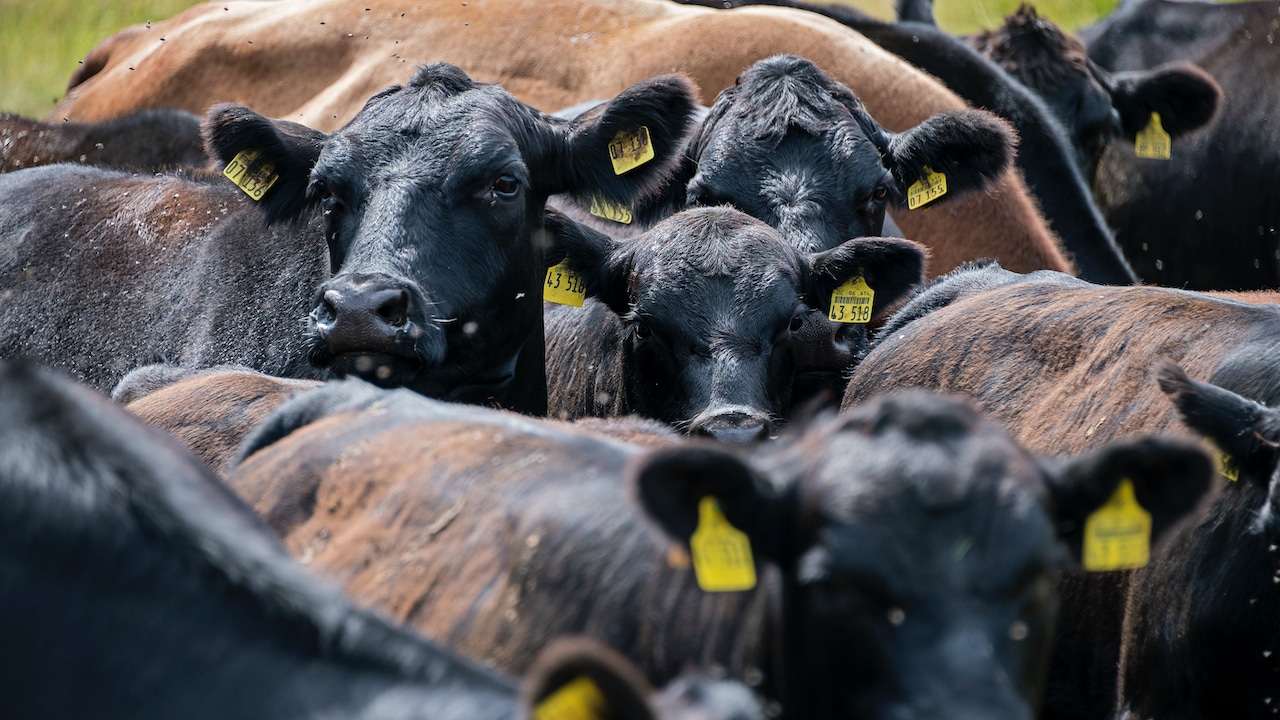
[1,0,1124,119]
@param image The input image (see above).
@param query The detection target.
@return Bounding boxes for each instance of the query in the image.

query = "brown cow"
[114,364,323,476]
[842,266,1271,720]
[51,0,1076,279]
[134,372,1208,720]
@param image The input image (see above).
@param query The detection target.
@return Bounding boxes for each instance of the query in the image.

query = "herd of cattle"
[2,0,1278,717]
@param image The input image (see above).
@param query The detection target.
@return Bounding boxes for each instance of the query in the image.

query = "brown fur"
[845,281,1278,453]
[844,277,1280,720]
[227,405,769,682]
[49,0,1072,279]
[124,370,321,475]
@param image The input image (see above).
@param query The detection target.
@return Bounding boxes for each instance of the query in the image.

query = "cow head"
[1157,362,1280,539]
[633,390,1211,719]
[683,55,1014,254]
[973,5,1220,176]
[203,62,698,414]
[549,206,924,443]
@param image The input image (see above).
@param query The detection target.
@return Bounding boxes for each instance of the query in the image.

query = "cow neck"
[440,345,521,406]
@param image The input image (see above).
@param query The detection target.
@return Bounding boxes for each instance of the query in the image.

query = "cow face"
[550,207,924,443]
[973,6,1220,176]
[634,391,1211,719]
[1157,362,1280,539]
[203,62,697,411]
[684,55,1014,254]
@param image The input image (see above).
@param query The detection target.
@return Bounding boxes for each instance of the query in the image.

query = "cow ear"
[541,209,633,315]
[1040,434,1213,562]
[883,110,1015,203]
[554,74,701,208]
[1110,62,1221,140]
[1156,361,1280,489]
[521,637,655,720]
[202,103,328,225]
[630,443,791,564]
[802,237,927,322]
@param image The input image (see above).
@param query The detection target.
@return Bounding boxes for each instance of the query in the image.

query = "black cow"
[897,1,1220,180]
[554,55,1007,410]
[674,0,1139,286]
[0,62,697,415]
[1,108,207,172]
[216,373,1209,720]
[843,270,1280,720]
[0,359,766,720]
[1114,363,1280,720]
[1082,0,1280,290]
[558,55,1013,249]
[544,205,925,441]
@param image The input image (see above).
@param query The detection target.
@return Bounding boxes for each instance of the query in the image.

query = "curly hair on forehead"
[971,4,1091,97]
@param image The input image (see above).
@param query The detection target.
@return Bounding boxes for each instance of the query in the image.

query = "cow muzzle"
[309,276,443,385]
[689,408,775,445]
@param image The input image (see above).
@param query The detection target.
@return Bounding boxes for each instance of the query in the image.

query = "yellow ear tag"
[690,496,757,592]
[1082,478,1152,572]
[608,126,654,175]
[828,275,875,324]
[222,149,279,201]
[589,196,633,225]
[533,676,605,720]
[1204,438,1239,481]
[544,259,586,307]
[1134,112,1171,160]
[906,166,947,210]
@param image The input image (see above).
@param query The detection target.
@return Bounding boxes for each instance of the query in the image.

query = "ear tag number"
[608,126,654,175]
[589,196,633,225]
[690,496,757,592]
[533,676,605,720]
[828,275,875,324]
[1204,438,1239,481]
[1083,479,1152,572]
[1134,112,1171,160]
[906,166,947,210]
[222,149,278,201]
[544,259,586,307]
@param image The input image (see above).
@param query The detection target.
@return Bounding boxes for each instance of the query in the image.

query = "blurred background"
[0,0,1163,118]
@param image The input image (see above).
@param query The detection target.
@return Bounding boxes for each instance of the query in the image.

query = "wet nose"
[314,282,412,353]
[690,411,774,445]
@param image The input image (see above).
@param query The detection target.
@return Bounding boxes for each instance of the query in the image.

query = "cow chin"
[305,331,426,388]
[321,352,424,388]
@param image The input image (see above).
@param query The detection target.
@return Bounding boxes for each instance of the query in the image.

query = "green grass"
[0,0,199,117]
[0,0,1197,120]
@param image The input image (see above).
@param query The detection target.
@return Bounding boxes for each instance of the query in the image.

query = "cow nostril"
[320,290,341,321]
[375,289,410,328]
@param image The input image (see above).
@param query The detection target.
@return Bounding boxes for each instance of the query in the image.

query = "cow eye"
[633,321,651,340]
[789,314,805,333]
[872,184,889,202]
[492,174,521,198]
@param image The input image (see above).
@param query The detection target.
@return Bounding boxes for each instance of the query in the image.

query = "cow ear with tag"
[522,637,656,720]
[553,74,700,210]
[202,103,328,225]
[1110,62,1221,144]
[541,209,632,313]
[1156,361,1280,490]
[802,237,926,323]
[882,109,1015,209]
[630,443,791,567]
[1039,433,1212,567]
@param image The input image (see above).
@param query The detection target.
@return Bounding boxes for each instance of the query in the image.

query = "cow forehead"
[328,84,550,171]
[790,428,1056,594]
